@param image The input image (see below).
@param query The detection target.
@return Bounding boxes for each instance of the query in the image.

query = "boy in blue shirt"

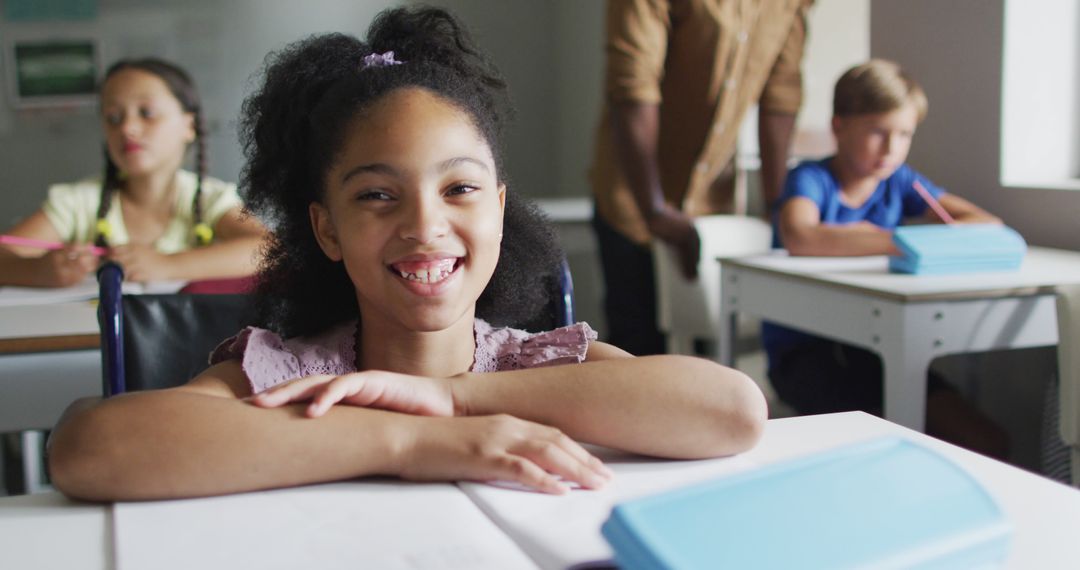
[765,60,1007,458]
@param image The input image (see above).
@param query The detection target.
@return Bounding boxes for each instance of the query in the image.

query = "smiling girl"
[48,7,766,501]
[0,58,266,287]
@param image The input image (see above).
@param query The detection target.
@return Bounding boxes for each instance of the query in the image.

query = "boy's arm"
[935,193,1003,225]
[779,196,900,256]
[47,360,609,501]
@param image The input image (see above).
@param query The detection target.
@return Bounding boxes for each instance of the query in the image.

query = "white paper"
[113,480,539,570]
[460,447,760,570]
[0,278,99,306]
[0,276,185,307]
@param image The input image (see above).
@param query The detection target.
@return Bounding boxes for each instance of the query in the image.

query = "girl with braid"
[0,58,266,287]
[48,7,765,501]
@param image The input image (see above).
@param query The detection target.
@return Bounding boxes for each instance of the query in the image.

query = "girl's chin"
[396,311,472,333]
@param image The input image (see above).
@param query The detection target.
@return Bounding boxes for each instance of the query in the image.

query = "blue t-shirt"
[762,158,945,362]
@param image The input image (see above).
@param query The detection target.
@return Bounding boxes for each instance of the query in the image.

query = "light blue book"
[601,437,1012,570]
[889,224,1026,275]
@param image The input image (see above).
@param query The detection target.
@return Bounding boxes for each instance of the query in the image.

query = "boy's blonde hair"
[833,59,928,121]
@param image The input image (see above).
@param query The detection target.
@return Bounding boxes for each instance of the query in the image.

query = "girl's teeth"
[397,260,455,284]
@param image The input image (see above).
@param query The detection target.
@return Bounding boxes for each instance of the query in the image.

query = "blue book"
[601,437,1011,570]
[889,224,1026,275]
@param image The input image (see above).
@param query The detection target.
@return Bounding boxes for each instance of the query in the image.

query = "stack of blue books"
[888,224,1026,275]
[601,437,1012,569]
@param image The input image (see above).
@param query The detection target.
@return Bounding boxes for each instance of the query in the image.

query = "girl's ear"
[830,115,843,136]
[309,202,343,261]
[183,112,197,144]
[497,183,506,212]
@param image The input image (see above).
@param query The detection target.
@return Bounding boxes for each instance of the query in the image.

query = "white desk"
[0,300,102,494]
[2,412,1078,569]
[719,247,1080,431]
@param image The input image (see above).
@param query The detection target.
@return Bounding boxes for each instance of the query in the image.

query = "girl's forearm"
[48,389,411,501]
[164,236,264,280]
[453,355,767,459]
[0,255,45,286]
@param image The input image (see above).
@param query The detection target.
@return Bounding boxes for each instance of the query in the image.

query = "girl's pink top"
[210,318,598,394]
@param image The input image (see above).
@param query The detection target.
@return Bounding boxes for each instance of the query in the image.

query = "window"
[1001,0,1080,189]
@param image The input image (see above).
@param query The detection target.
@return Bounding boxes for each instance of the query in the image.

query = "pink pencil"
[0,235,107,256]
[912,180,955,224]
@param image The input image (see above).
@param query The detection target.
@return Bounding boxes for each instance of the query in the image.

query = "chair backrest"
[653,215,772,351]
[98,258,575,395]
[98,263,255,395]
[1054,284,1080,485]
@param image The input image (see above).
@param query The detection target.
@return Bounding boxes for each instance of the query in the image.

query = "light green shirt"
[42,170,242,254]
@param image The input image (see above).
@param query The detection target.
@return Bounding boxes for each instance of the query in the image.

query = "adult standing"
[590,0,812,355]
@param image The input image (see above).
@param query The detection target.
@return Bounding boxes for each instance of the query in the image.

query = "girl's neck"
[122,168,180,208]
[356,312,477,377]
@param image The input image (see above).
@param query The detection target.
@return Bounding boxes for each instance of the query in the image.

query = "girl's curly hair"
[239,6,563,338]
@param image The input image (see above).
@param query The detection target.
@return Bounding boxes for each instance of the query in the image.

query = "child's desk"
[1,412,1078,569]
[0,300,99,355]
[718,246,1080,431]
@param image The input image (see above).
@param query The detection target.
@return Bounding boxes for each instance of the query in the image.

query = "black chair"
[97,262,254,396]
[98,259,576,396]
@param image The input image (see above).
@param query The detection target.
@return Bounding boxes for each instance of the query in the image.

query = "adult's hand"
[647,205,700,280]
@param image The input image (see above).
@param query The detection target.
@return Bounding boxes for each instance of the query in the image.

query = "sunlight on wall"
[1001,0,1080,190]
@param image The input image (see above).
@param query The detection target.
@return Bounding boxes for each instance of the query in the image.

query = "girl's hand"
[398,414,614,495]
[38,246,99,287]
[107,244,172,282]
[250,371,456,418]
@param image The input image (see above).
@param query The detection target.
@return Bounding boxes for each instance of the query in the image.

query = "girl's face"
[311,87,505,333]
[831,102,919,182]
[100,68,195,179]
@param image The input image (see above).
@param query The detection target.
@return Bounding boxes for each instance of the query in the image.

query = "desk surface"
[723,246,1080,302]
[0,301,99,354]
[2,412,1077,569]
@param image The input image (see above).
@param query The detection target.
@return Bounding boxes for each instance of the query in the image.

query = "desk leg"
[719,307,737,367]
[880,350,932,432]
[875,304,939,432]
[20,430,47,494]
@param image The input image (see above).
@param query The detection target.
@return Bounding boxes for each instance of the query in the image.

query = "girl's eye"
[104,112,123,126]
[446,184,480,197]
[139,107,156,119]
[357,190,393,201]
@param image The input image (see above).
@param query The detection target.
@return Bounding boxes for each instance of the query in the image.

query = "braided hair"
[96,58,211,248]
[240,6,563,338]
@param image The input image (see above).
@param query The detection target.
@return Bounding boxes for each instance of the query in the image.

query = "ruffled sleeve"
[210,327,303,394]
[472,319,598,372]
[209,321,357,394]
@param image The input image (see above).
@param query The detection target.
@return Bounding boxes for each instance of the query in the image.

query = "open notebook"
[111,413,1009,570]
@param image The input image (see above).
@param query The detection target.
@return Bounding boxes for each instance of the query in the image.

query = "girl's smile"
[389,254,464,294]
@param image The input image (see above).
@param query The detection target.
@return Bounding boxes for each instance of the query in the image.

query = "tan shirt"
[590,0,811,244]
